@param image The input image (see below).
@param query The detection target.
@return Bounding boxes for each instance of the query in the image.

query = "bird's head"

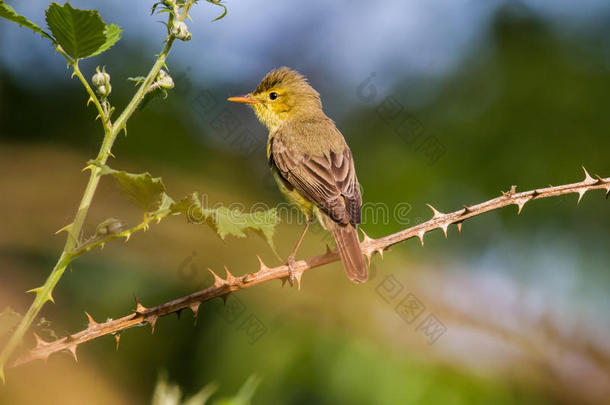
[228,67,322,131]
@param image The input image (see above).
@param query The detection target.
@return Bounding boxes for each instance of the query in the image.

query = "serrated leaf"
[97,164,167,213]
[45,2,106,59]
[170,192,212,221]
[0,1,54,41]
[89,23,122,57]
[170,192,279,247]
[157,193,175,212]
[0,307,22,340]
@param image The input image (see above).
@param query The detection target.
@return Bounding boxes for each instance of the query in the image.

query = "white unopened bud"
[157,69,174,89]
[92,66,111,96]
[97,84,112,96]
[171,21,191,41]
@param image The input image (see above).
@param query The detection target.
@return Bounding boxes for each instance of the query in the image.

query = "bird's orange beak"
[227,93,259,104]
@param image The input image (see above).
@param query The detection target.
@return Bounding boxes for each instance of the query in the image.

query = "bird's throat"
[253,104,286,133]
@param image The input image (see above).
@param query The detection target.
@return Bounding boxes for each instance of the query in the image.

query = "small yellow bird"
[228,67,368,283]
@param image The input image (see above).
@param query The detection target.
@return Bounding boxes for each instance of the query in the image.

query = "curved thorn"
[189,303,200,324]
[33,333,49,348]
[208,268,225,287]
[417,231,425,246]
[360,228,374,244]
[85,312,98,327]
[114,333,121,351]
[577,189,586,204]
[582,166,594,183]
[256,255,269,272]
[148,315,158,333]
[425,204,443,218]
[133,296,147,315]
[516,198,527,215]
[66,345,78,362]
[294,269,304,291]
[55,223,73,234]
[224,266,236,283]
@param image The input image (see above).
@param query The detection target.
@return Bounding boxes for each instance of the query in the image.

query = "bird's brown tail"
[328,220,368,283]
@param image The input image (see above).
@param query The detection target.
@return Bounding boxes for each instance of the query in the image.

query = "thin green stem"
[71,61,110,131]
[70,210,172,259]
[0,1,197,381]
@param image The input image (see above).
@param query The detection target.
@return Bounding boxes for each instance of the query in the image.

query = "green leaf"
[45,2,109,59]
[89,23,122,57]
[171,193,279,247]
[95,166,279,245]
[96,163,167,213]
[127,76,146,86]
[170,192,212,221]
[0,307,21,340]
[0,1,54,41]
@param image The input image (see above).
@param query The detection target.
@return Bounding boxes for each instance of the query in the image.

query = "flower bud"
[157,69,174,89]
[96,218,122,236]
[171,21,191,41]
[92,67,110,87]
[97,84,112,97]
[92,66,111,97]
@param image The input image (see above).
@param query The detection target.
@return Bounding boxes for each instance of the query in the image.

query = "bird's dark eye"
[269,92,278,100]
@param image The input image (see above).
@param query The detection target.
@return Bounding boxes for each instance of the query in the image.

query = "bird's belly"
[271,170,318,222]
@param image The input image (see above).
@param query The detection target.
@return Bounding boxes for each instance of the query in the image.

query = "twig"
[0,0,199,380]
[12,168,610,367]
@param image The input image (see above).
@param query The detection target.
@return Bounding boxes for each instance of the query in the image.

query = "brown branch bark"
[12,168,610,367]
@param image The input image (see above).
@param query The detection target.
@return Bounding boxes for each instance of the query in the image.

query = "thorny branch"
[12,168,610,367]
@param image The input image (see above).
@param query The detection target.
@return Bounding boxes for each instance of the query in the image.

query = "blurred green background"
[1,1,609,404]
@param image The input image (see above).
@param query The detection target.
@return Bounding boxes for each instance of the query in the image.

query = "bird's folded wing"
[271,135,362,226]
